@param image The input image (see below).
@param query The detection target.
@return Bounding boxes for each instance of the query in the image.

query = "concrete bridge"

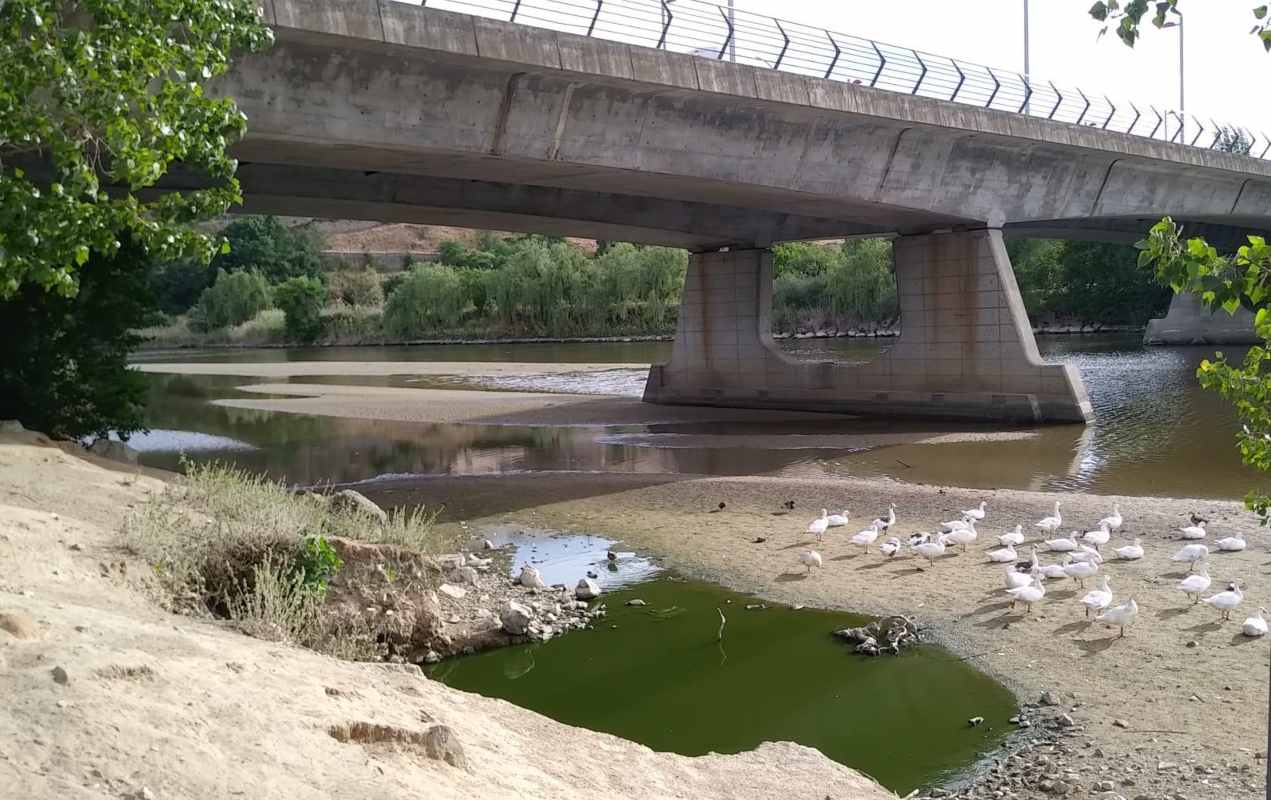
[211,0,1271,423]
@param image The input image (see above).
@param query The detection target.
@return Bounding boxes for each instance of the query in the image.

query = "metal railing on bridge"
[412,0,1270,159]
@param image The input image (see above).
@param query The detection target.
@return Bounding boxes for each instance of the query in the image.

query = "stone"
[129,788,156,800]
[88,438,139,465]
[1112,719,1129,729]
[500,601,533,635]
[1185,640,1198,648]
[575,578,601,600]
[457,566,480,586]
[421,724,467,768]
[329,489,387,525]
[482,539,495,550]
[1040,690,1060,706]
[437,584,466,600]
[625,599,647,607]
[518,565,547,590]
[1157,761,1179,771]
[0,419,24,433]
[1057,714,1075,727]
[50,666,69,685]
[0,611,39,640]
[1093,780,1115,791]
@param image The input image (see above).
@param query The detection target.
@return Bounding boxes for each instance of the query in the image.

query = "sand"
[133,360,651,378]
[0,432,895,800]
[403,471,1268,798]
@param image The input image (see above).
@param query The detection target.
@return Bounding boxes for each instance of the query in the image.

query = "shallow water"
[427,530,1015,794]
[133,335,1262,499]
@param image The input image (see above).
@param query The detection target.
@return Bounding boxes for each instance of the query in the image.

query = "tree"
[1089,1,1270,49]
[0,239,157,439]
[191,269,271,331]
[0,1,272,297]
[274,275,326,343]
[212,216,325,284]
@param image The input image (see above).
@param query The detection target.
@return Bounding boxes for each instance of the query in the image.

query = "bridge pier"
[643,229,1092,423]
[1143,292,1259,346]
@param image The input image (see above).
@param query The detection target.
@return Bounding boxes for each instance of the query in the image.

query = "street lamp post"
[1023,0,1030,114]
[727,0,735,62]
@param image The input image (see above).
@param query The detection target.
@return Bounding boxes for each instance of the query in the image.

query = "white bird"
[1171,543,1210,571]
[945,519,978,552]
[1215,532,1247,552]
[1063,558,1100,587]
[907,532,931,547]
[871,504,896,532]
[1178,563,1211,604]
[1004,564,1033,591]
[1201,582,1245,620]
[1006,575,1046,612]
[1114,538,1144,560]
[798,549,823,573]
[1036,502,1062,534]
[1241,607,1268,637]
[1044,534,1080,552]
[879,537,903,558]
[826,509,850,528]
[807,509,829,541]
[1096,597,1138,638]
[987,543,1017,563]
[999,525,1025,547]
[1082,524,1111,550]
[913,533,948,568]
[1097,504,1123,533]
[851,523,881,553]
[941,516,972,532]
[963,501,988,521]
[1180,521,1207,540]
[1079,575,1114,618]
[1035,554,1070,581]
[1070,545,1104,565]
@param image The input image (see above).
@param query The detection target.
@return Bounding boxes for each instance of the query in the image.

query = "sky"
[722,0,1271,136]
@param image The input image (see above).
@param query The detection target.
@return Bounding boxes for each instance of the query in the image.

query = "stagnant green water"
[427,575,1016,793]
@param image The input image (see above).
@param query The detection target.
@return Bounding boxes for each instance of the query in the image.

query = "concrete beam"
[1144,292,1259,346]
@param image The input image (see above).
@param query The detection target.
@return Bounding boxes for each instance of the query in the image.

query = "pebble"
[1040,690,1060,706]
[1157,761,1179,772]
[625,599,647,607]
[438,584,467,600]
[1112,719,1129,729]
[0,611,39,640]
[50,666,69,685]
[1057,714,1075,727]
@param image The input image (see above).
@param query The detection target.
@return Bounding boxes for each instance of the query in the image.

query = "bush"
[149,258,215,314]
[383,264,470,337]
[327,268,383,307]
[191,269,271,330]
[0,239,157,439]
[274,275,326,342]
[213,216,325,284]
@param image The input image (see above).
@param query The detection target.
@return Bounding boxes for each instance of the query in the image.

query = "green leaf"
[74,245,89,266]
[1255,5,1269,20]
[1090,1,1109,21]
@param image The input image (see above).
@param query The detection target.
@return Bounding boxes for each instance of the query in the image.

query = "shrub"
[327,268,383,307]
[0,238,157,439]
[274,275,326,342]
[191,269,271,330]
[383,264,469,337]
[149,258,215,314]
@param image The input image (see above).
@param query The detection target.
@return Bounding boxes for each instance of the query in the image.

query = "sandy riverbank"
[361,471,1270,799]
[0,431,895,800]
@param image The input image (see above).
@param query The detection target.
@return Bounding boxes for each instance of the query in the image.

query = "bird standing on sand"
[1079,575,1114,618]
[1201,582,1244,621]
[1098,504,1123,533]
[1178,563,1211,604]
[1171,543,1210,572]
[963,501,988,521]
[1006,575,1046,612]
[798,550,823,574]
[851,522,881,554]
[913,533,948,569]
[872,504,897,532]
[999,525,1025,547]
[1097,598,1138,638]
[1082,524,1110,551]
[1036,502,1062,534]
[808,510,829,541]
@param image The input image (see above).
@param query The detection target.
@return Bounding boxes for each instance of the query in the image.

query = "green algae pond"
[427,561,1016,794]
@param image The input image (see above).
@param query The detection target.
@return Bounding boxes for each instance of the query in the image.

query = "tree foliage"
[0,0,272,297]
[191,268,271,331]
[274,275,326,343]
[1090,1,1270,50]
[0,238,156,439]
[213,216,324,284]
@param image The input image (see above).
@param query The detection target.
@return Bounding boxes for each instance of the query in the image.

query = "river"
[133,333,1257,500]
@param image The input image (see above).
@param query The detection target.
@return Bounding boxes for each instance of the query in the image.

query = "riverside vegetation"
[137,217,1171,349]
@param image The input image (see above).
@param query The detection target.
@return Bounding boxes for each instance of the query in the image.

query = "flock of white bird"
[796,500,1266,639]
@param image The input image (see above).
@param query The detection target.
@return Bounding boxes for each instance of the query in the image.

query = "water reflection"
[135,334,1264,499]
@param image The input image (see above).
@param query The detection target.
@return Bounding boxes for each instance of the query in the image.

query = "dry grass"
[122,460,447,659]
[137,309,286,349]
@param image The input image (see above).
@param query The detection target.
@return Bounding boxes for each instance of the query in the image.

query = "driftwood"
[834,615,921,656]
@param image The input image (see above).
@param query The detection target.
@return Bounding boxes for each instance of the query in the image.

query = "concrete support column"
[644,230,1093,423]
[1143,292,1258,345]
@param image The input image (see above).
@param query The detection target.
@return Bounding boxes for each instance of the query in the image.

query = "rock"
[129,788,156,800]
[1185,640,1198,648]
[329,489,387,525]
[0,419,24,433]
[500,601,533,635]
[88,438,139,465]
[1157,761,1179,772]
[482,539,495,550]
[518,565,547,590]
[50,666,69,685]
[0,611,39,639]
[625,599,647,607]
[1040,690,1061,706]
[1112,719,1129,729]
[437,584,466,600]
[423,650,440,664]
[1057,714,1076,727]
[1093,780,1115,792]
[575,578,601,600]
[457,566,480,585]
